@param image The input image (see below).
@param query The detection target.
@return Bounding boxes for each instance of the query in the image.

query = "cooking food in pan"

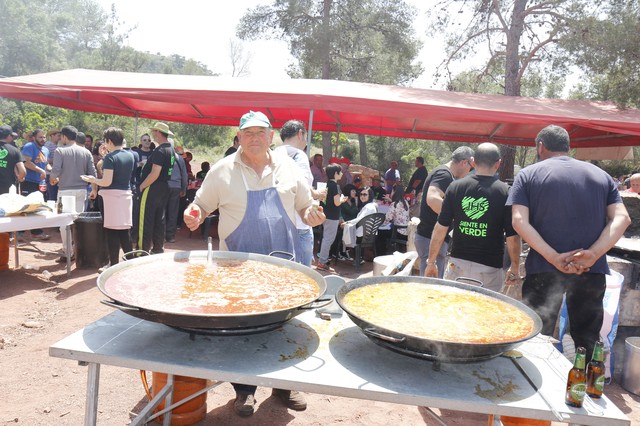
[342,281,535,344]
[103,258,321,315]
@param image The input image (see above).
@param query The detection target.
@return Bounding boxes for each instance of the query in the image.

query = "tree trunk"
[499,0,528,181]
[322,132,332,165]
[320,0,333,165]
[358,134,368,166]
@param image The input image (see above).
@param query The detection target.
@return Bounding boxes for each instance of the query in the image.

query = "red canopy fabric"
[1,68,640,147]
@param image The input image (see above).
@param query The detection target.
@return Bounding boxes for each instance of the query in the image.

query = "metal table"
[0,211,75,276]
[49,309,630,426]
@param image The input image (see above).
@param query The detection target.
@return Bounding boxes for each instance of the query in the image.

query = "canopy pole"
[307,109,314,147]
[133,113,139,146]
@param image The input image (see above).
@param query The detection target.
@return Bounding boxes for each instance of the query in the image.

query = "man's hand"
[425,263,438,278]
[566,249,597,275]
[548,249,583,274]
[504,266,520,286]
[183,204,203,231]
[302,205,325,227]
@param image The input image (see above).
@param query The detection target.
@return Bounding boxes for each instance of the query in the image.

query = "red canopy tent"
[1,68,640,148]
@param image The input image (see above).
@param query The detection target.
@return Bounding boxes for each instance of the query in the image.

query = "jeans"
[297,228,314,267]
[414,233,448,277]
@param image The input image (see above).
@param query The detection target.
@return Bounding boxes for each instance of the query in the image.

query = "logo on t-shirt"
[462,196,489,220]
[0,147,8,161]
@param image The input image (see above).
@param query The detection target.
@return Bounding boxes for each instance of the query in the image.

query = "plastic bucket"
[145,372,207,426]
[622,337,640,396]
[0,233,9,271]
[500,416,550,426]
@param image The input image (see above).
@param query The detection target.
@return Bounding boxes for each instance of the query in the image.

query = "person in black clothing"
[415,146,474,276]
[0,125,26,194]
[426,143,521,292]
[224,136,240,157]
[196,161,210,180]
[316,163,347,270]
[370,176,387,201]
[137,123,175,254]
[407,156,428,195]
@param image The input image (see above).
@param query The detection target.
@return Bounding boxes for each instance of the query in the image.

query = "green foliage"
[238,0,423,84]
[560,1,640,108]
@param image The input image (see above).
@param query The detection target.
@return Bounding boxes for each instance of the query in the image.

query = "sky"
[95,0,443,89]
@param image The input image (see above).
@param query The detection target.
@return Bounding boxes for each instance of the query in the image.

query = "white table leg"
[12,231,19,269]
[85,362,100,426]
[65,225,72,277]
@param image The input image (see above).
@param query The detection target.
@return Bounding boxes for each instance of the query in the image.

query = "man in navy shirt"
[508,125,630,360]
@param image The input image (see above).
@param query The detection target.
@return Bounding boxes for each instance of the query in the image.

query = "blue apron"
[225,165,301,262]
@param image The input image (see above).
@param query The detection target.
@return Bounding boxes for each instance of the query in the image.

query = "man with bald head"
[426,143,521,292]
[627,173,640,194]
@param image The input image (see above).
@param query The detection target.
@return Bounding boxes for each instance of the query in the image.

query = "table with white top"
[0,211,75,276]
[50,308,630,426]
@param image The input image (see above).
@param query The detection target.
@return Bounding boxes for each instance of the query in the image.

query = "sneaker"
[337,252,353,261]
[165,237,176,243]
[314,261,331,271]
[31,233,50,241]
[98,265,111,273]
[271,389,307,411]
[233,394,256,417]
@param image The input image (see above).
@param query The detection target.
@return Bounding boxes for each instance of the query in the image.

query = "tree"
[428,0,593,179]
[229,39,251,78]
[560,1,640,108]
[237,0,423,165]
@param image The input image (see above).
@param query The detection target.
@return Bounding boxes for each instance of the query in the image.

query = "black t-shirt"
[438,174,515,268]
[0,142,24,194]
[417,165,454,238]
[140,142,174,186]
[132,146,153,183]
[323,180,341,220]
[407,166,428,193]
[371,185,386,201]
[103,149,136,190]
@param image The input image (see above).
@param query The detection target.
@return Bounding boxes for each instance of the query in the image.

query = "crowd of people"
[1,114,633,419]
[0,122,198,270]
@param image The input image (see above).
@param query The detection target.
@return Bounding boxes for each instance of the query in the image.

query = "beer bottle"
[587,341,606,398]
[565,346,587,407]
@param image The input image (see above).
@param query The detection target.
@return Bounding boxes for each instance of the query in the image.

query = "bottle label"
[574,353,586,369]
[570,383,587,401]
[595,375,605,392]
[593,345,604,362]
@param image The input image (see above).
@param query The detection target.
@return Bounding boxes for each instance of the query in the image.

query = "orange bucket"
[141,371,207,426]
[500,416,551,426]
[0,233,10,271]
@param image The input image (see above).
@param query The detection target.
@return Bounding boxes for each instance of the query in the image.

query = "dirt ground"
[1,227,639,426]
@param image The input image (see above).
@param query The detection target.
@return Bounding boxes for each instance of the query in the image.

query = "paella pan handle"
[455,276,484,287]
[121,250,151,262]
[299,297,332,310]
[268,251,295,261]
[363,328,406,343]
[101,299,142,312]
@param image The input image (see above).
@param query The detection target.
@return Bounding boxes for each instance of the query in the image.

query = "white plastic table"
[0,211,75,275]
[49,309,630,426]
